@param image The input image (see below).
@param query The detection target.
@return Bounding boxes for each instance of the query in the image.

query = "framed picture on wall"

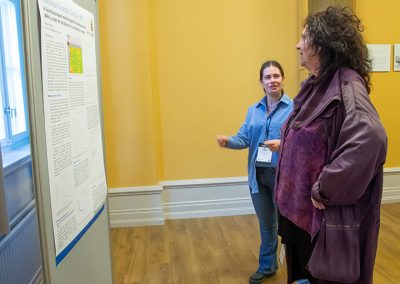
[367,44,391,72]
[394,44,400,71]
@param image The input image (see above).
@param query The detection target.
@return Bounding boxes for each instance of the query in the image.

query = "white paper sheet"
[38,0,107,260]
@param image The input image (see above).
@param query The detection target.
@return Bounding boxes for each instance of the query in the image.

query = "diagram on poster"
[68,36,84,74]
[38,0,107,265]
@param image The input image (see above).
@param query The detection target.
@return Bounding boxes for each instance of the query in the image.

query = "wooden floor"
[111,203,400,284]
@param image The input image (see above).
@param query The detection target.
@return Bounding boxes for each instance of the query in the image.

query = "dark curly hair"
[304,6,372,93]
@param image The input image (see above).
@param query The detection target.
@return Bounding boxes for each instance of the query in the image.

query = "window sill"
[1,143,31,175]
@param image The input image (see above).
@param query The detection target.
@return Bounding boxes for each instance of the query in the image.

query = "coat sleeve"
[311,80,387,206]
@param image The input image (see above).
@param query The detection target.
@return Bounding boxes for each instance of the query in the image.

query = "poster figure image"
[67,36,83,74]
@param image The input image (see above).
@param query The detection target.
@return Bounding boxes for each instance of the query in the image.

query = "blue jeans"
[297,280,310,284]
[251,167,278,274]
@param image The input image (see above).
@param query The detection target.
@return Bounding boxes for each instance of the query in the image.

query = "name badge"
[256,143,272,163]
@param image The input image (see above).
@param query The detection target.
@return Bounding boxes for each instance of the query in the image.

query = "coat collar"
[292,68,358,127]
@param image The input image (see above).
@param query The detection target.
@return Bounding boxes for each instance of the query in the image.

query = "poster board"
[21,0,113,282]
[38,0,107,265]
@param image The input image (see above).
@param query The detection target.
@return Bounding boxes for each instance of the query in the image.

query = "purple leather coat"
[275,68,387,284]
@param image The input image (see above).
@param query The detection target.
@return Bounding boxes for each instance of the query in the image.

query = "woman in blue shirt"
[217,60,293,284]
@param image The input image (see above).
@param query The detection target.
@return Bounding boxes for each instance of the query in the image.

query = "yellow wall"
[356,1,400,167]
[100,0,301,186]
[99,0,158,187]
[99,1,399,188]
[149,0,300,180]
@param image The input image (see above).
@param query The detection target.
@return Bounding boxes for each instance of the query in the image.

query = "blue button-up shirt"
[227,94,293,193]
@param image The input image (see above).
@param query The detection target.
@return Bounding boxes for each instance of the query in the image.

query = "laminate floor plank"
[111,203,400,283]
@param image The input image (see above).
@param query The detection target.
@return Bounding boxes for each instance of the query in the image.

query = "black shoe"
[249,271,276,284]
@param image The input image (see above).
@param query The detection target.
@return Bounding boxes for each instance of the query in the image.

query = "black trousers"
[279,213,318,284]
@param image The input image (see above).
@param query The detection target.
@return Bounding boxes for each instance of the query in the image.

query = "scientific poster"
[38,0,107,265]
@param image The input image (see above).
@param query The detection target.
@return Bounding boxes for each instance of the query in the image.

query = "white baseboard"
[161,177,254,219]
[381,168,400,203]
[108,177,253,227]
[108,186,164,227]
[107,168,400,227]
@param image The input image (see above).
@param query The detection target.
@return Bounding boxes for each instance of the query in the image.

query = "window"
[0,0,34,237]
[0,0,29,155]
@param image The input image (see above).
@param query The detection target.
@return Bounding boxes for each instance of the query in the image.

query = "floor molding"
[108,186,164,227]
[108,169,400,227]
[381,168,400,204]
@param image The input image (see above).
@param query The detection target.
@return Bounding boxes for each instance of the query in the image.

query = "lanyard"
[265,94,283,139]
[265,106,278,139]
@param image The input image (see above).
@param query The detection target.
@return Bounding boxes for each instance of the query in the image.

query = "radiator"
[0,208,42,284]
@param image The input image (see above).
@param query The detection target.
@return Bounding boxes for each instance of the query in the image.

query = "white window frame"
[0,0,29,152]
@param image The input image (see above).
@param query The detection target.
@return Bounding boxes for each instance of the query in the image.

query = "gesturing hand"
[216,135,229,148]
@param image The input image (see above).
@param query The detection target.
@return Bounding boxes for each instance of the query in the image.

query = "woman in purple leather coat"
[275,6,387,284]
